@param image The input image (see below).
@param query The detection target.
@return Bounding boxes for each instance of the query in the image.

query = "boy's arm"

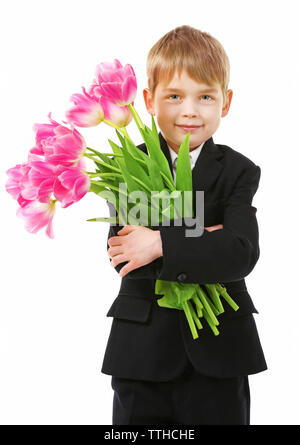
[104,148,162,280]
[106,201,223,279]
[106,201,164,279]
[156,163,261,284]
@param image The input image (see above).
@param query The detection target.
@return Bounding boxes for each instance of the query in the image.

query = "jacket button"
[177,273,187,282]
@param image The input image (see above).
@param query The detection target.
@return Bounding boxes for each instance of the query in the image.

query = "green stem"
[130,176,152,193]
[205,284,224,313]
[83,154,121,172]
[87,172,123,178]
[86,147,123,157]
[202,309,220,336]
[188,300,203,330]
[182,300,198,340]
[192,295,203,318]
[122,127,131,140]
[103,118,123,132]
[160,171,176,191]
[126,103,146,141]
[196,286,219,326]
[118,207,127,226]
[90,180,128,196]
[216,284,239,311]
[127,104,144,129]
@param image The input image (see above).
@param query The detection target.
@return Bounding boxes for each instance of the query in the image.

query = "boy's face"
[143,69,233,153]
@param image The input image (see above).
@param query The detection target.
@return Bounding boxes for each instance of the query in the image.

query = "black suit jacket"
[101,132,268,381]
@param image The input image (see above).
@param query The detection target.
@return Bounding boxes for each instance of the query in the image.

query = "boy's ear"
[221,89,233,118]
[143,88,155,116]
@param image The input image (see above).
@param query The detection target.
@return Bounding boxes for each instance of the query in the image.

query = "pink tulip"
[29,117,60,157]
[54,166,91,208]
[100,96,133,127]
[16,199,56,239]
[6,114,92,238]
[25,160,58,203]
[6,162,38,208]
[92,59,137,106]
[30,113,86,167]
[24,157,90,208]
[7,154,90,239]
[66,84,133,128]
[65,86,104,127]
[7,160,90,237]
[6,163,30,201]
[7,152,89,207]
[7,154,59,205]
[74,156,86,171]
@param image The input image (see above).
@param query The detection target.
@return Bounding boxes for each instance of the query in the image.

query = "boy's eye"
[168,94,213,101]
[201,95,212,101]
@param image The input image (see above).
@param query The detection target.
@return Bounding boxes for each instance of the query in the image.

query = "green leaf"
[175,132,192,191]
[96,152,117,167]
[108,139,123,160]
[151,115,160,147]
[121,145,153,191]
[112,155,151,196]
[92,172,122,179]
[121,130,149,163]
[86,147,113,162]
[107,138,153,195]
[175,132,194,217]
[115,129,144,161]
[115,129,126,149]
[140,125,174,187]
[86,216,118,223]
[146,156,165,191]
[89,182,107,194]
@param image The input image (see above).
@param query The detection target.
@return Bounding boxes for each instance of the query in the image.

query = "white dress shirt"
[167,141,205,184]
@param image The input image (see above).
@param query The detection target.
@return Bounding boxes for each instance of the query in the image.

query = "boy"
[102,25,267,425]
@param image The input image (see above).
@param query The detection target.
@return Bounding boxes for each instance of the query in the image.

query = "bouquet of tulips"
[6,59,239,339]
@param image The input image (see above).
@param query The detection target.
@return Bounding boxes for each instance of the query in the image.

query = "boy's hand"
[205,224,223,232]
[108,223,223,278]
[108,225,163,278]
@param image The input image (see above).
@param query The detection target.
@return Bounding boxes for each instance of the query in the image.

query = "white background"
[1,0,299,425]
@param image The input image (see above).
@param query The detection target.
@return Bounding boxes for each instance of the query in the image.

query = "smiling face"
[143,69,233,153]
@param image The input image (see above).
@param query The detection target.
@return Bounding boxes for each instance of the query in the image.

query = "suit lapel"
[158,131,224,192]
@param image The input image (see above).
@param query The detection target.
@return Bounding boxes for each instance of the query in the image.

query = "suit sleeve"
[156,164,261,284]
[106,201,163,279]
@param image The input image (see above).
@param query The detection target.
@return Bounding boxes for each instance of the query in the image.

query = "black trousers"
[111,361,250,425]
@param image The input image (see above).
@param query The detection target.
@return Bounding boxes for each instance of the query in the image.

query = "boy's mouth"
[176,124,202,132]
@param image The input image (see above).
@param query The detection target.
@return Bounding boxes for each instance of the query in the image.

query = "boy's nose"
[181,109,199,118]
[181,100,199,117]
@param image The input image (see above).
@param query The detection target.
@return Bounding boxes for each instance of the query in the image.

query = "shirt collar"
[167,141,205,169]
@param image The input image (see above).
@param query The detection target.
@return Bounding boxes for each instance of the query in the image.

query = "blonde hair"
[146,25,230,104]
